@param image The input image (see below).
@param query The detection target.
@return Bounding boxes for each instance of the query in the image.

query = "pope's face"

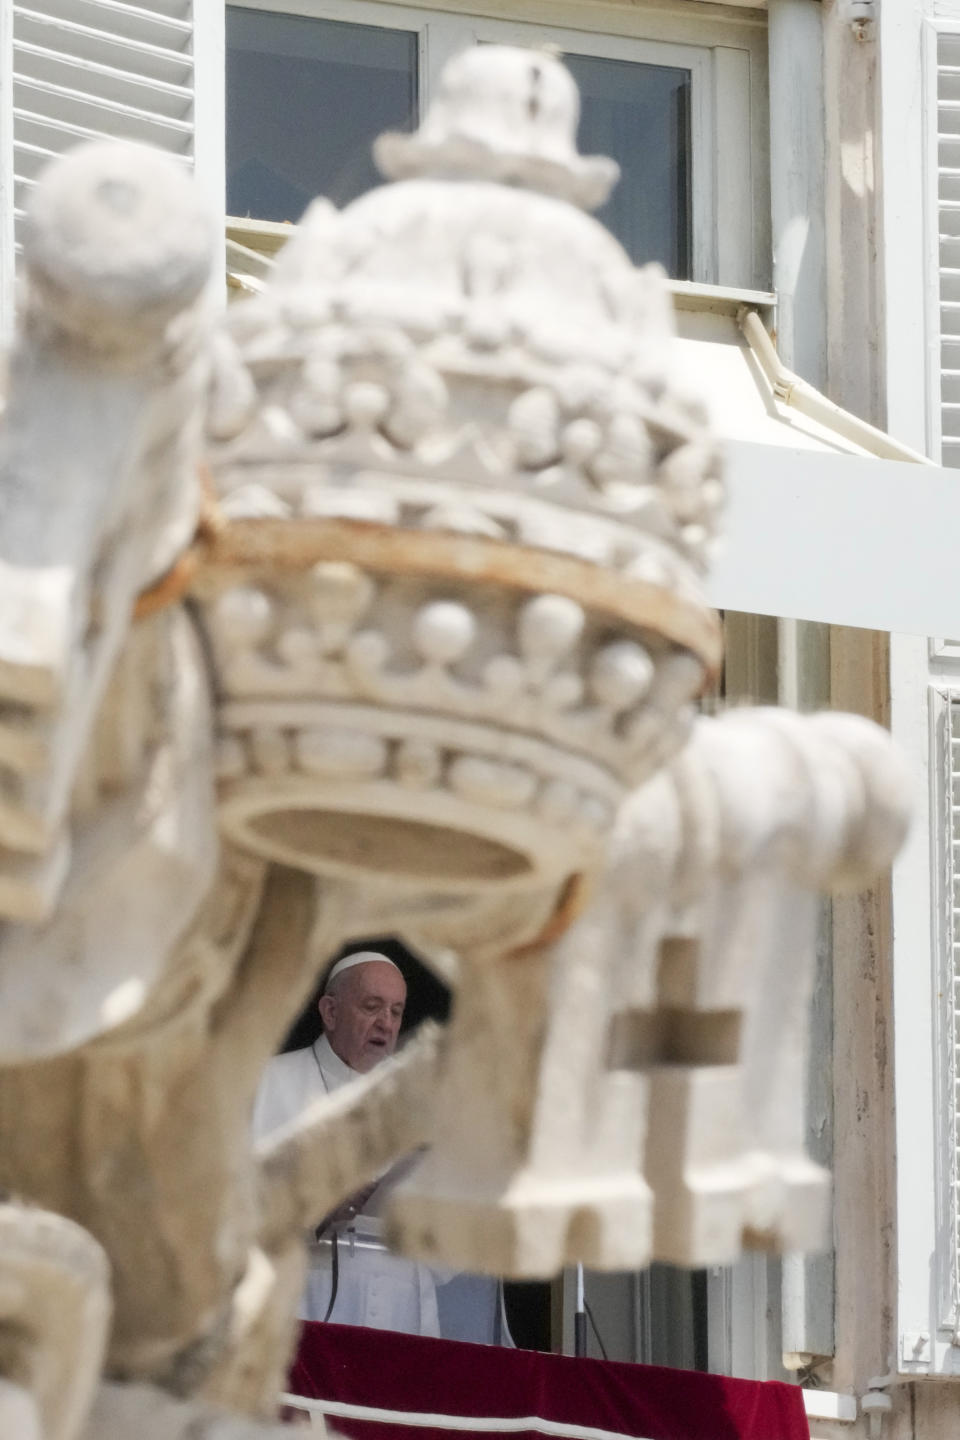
[320,961,407,1073]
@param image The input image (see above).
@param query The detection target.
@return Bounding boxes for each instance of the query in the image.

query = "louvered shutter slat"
[15,45,194,119]
[15,13,193,87]
[941,342,960,373]
[14,107,189,160]
[10,0,197,255]
[13,137,63,181]
[936,36,960,466]
[940,137,960,172]
[13,77,193,143]
[26,0,192,47]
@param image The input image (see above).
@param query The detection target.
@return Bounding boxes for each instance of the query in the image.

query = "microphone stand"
[574,1264,587,1358]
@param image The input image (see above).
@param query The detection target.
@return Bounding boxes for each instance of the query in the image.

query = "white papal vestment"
[252,1033,442,1336]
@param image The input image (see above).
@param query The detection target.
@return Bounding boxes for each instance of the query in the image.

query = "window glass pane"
[563,53,691,278]
[226,8,418,222]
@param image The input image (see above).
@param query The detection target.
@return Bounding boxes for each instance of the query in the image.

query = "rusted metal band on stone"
[132,469,224,621]
[133,547,202,620]
[506,872,592,959]
[190,516,724,679]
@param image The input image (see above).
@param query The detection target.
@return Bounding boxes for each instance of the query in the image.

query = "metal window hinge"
[861,1374,895,1440]
[901,1330,932,1365]
[843,0,876,41]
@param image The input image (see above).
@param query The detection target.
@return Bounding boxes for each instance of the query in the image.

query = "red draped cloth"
[290,1322,809,1440]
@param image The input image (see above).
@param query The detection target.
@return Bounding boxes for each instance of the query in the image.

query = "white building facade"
[4,0,960,1436]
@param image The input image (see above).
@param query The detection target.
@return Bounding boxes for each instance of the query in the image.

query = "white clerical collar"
[314,1032,359,1088]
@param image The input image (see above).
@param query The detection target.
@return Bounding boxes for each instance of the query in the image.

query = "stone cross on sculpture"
[0,46,909,1440]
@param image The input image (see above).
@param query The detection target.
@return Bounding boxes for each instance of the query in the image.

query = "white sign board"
[706,442,957,636]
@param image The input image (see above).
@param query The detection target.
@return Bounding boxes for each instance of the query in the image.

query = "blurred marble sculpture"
[0,45,909,1439]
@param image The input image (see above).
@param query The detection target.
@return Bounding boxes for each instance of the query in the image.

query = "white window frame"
[195,0,227,210]
[226,0,769,290]
[225,0,769,1370]
[887,638,960,1379]
[890,643,960,1381]
[885,0,960,1381]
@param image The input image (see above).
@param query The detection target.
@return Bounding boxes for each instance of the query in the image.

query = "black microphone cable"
[319,1228,340,1323]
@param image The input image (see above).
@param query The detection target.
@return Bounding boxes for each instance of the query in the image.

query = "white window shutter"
[892,653,960,1377]
[0,0,223,323]
[880,19,960,1376]
[938,692,960,1338]
[938,31,960,468]
[891,22,960,1377]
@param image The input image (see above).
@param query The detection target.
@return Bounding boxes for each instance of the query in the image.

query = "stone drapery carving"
[0,44,909,1439]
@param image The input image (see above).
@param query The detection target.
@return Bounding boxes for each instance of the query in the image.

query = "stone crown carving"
[200,46,723,890]
[202,559,706,887]
[0,43,915,1439]
[375,46,621,208]
[208,48,721,587]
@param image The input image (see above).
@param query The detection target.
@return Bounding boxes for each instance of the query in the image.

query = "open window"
[225,0,769,289]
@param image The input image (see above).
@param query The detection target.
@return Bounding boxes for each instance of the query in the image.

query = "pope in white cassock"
[253,950,444,1336]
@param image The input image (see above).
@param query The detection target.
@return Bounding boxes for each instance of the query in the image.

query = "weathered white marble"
[0,44,910,1440]
[0,140,219,1059]
[0,1203,110,1440]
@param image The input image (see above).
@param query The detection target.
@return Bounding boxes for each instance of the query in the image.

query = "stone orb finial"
[375,46,619,210]
[22,140,215,345]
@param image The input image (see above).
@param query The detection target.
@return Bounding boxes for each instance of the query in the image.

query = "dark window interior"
[226,8,417,222]
[564,51,691,276]
[226,11,693,275]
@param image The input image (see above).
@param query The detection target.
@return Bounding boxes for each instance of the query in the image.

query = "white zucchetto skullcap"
[323,951,403,993]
